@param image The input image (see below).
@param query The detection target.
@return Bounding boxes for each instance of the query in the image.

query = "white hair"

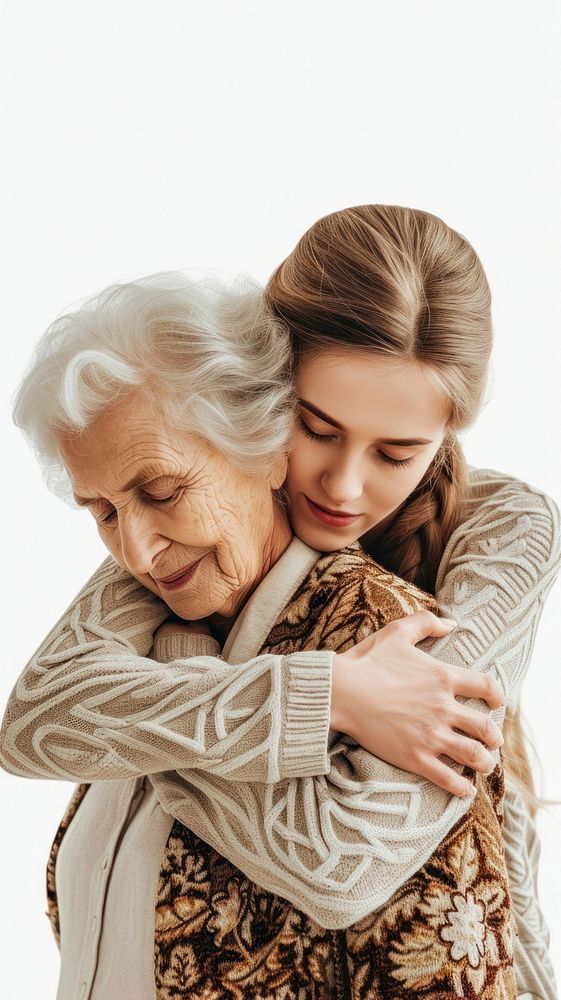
[12,271,296,502]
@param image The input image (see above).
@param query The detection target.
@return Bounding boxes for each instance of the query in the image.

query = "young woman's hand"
[330,610,505,797]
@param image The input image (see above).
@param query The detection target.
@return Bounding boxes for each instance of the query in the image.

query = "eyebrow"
[73,469,174,507]
[298,399,434,447]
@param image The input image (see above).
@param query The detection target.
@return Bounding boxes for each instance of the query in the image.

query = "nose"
[320,454,364,506]
[117,508,169,578]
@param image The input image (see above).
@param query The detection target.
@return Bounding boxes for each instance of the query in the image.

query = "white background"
[1,1,560,996]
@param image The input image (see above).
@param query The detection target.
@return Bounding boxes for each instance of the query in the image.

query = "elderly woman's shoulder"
[302,543,436,622]
[266,543,435,655]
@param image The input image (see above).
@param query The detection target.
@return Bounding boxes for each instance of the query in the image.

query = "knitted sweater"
[43,534,518,996]
[1,468,560,996]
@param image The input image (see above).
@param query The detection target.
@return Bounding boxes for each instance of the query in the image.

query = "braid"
[362,434,467,594]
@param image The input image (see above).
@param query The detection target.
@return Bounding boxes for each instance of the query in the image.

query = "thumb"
[404,609,457,644]
[429,616,458,636]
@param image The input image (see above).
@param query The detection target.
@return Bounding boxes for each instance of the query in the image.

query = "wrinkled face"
[58,389,290,621]
[285,350,450,552]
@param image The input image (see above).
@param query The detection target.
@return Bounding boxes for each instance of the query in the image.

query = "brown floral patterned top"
[47,544,517,999]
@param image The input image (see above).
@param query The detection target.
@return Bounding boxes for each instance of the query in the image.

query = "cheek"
[205,476,268,562]
[171,492,225,547]
[364,459,432,511]
[386,452,439,505]
[368,474,407,509]
[97,524,122,562]
[286,438,321,490]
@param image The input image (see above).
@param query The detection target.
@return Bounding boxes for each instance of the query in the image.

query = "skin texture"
[58,389,291,628]
[286,349,449,551]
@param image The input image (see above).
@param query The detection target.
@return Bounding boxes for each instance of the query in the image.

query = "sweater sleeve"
[416,469,561,711]
[148,473,561,929]
[0,556,332,783]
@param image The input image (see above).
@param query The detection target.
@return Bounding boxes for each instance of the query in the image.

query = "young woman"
[2,206,559,997]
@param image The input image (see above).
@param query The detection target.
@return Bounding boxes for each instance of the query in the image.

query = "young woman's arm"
[0,554,493,790]
[0,557,335,783]
[416,468,560,713]
[0,469,556,792]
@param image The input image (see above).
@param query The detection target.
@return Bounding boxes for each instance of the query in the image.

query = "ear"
[269,453,289,491]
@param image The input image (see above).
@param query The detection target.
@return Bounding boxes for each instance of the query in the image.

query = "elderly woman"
[1,266,529,999]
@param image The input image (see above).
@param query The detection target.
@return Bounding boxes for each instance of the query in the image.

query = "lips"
[304,496,362,528]
[310,500,357,517]
[156,557,205,590]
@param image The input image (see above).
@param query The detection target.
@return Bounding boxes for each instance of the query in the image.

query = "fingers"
[415,756,475,798]
[401,610,458,645]
[452,667,504,710]
[451,705,504,750]
[356,610,457,649]
[438,731,497,775]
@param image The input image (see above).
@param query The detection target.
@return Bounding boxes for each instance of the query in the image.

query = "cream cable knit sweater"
[1,467,560,996]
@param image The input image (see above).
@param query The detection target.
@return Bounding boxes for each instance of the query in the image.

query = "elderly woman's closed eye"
[59,392,291,628]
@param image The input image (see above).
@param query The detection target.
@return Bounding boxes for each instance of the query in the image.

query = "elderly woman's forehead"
[62,390,183,445]
[99,387,169,428]
[56,392,214,482]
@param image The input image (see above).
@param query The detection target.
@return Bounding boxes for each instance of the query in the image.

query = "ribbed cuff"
[279,650,333,779]
[152,632,222,662]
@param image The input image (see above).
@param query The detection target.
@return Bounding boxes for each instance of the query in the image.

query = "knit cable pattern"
[1,469,560,954]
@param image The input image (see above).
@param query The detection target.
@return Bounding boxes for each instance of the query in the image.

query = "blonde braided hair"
[361,432,468,594]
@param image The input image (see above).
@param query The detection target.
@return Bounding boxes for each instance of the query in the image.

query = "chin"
[168,588,233,621]
[166,595,211,619]
[293,522,355,553]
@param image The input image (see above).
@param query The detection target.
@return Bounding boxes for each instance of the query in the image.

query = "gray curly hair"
[12,271,296,503]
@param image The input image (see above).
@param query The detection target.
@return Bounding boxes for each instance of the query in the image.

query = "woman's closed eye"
[147,487,187,506]
[377,451,414,469]
[90,487,187,525]
[297,415,415,469]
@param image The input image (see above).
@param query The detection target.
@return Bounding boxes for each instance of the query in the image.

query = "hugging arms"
[1,468,559,921]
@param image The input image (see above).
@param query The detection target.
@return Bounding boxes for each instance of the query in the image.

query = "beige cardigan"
[1,467,560,996]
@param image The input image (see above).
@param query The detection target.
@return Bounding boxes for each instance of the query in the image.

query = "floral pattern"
[346,763,516,997]
[46,545,517,998]
[441,890,486,967]
[154,824,340,1000]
